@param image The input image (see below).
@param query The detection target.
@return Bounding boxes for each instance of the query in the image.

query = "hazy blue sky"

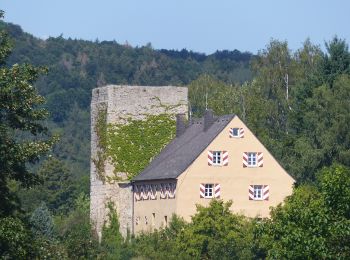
[2,0,349,54]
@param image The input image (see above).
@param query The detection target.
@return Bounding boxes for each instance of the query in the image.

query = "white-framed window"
[253,185,263,200]
[204,184,214,198]
[232,128,239,137]
[248,152,257,166]
[213,151,221,165]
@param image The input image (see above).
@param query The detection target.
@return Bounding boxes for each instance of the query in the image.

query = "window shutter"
[229,128,234,138]
[258,152,263,167]
[164,183,170,199]
[222,151,228,166]
[143,185,150,200]
[139,185,145,200]
[200,184,205,198]
[160,183,167,199]
[239,128,244,138]
[149,184,157,200]
[243,152,248,167]
[263,185,269,200]
[214,184,221,198]
[208,150,213,166]
[168,183,176,199]
[248,185,254,200]
[134,185,141,201]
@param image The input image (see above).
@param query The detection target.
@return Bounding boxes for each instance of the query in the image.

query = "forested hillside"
[1,16,350,258]
[0,21,252,183]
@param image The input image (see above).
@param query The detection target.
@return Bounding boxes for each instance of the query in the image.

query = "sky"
[2,0,350,54]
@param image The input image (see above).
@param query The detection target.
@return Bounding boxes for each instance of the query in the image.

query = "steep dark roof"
[132,114,235,182]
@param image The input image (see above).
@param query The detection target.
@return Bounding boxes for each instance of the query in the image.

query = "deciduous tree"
[0,11,56,216]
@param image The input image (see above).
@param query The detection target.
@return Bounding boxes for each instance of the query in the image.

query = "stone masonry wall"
[90,85,188,238]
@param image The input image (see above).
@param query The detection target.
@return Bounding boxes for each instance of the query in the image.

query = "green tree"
[30,202,55,239]
[0,11,56,217]
[188,74,242,117]
[176,200,253,259]
[0,217,35,259]
[29,202,68,259]
[321,36,350,85]
[56,193,98,259]
[0,11,57,258]
[19,157,79,214]
[261,164,350,259]
[318,164,350,219]
[99,202,134,259]
[134,215,187,260]
[287,75,350,182]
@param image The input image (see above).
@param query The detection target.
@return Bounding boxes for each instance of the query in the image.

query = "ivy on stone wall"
[107,114,175,180]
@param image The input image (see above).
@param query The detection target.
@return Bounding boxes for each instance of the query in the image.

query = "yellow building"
[132,110,295,233]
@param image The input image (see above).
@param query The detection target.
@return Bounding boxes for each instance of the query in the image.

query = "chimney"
[204,109,215,131]
[176,113,187,137]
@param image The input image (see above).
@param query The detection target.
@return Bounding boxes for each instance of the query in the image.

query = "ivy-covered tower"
[90,85,188,238]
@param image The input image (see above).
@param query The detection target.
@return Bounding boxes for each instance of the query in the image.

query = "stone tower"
[90,85,188,238]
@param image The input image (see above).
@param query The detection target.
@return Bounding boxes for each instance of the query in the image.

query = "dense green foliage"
[0,10,56,258]
[99,202,134,259]
[18,157,85,215]
[93,110,176,181]
[259,165,350,259]
[107,114,176,180]
[30,202,55,239]
[0,217,36,258]
[188,74,243,116]
[0,21,56,218]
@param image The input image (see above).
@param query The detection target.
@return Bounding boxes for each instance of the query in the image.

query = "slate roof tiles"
[132,113,235,182]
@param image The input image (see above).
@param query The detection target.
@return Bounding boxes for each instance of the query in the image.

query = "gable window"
[232,128,239,137]
[248,152,257,166]
[213,151,221,165]
[253,185,263,200]
[229,127,244,138]
[204,184,214,198]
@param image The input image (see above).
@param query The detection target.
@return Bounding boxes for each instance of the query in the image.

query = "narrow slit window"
[152,213,155,227]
